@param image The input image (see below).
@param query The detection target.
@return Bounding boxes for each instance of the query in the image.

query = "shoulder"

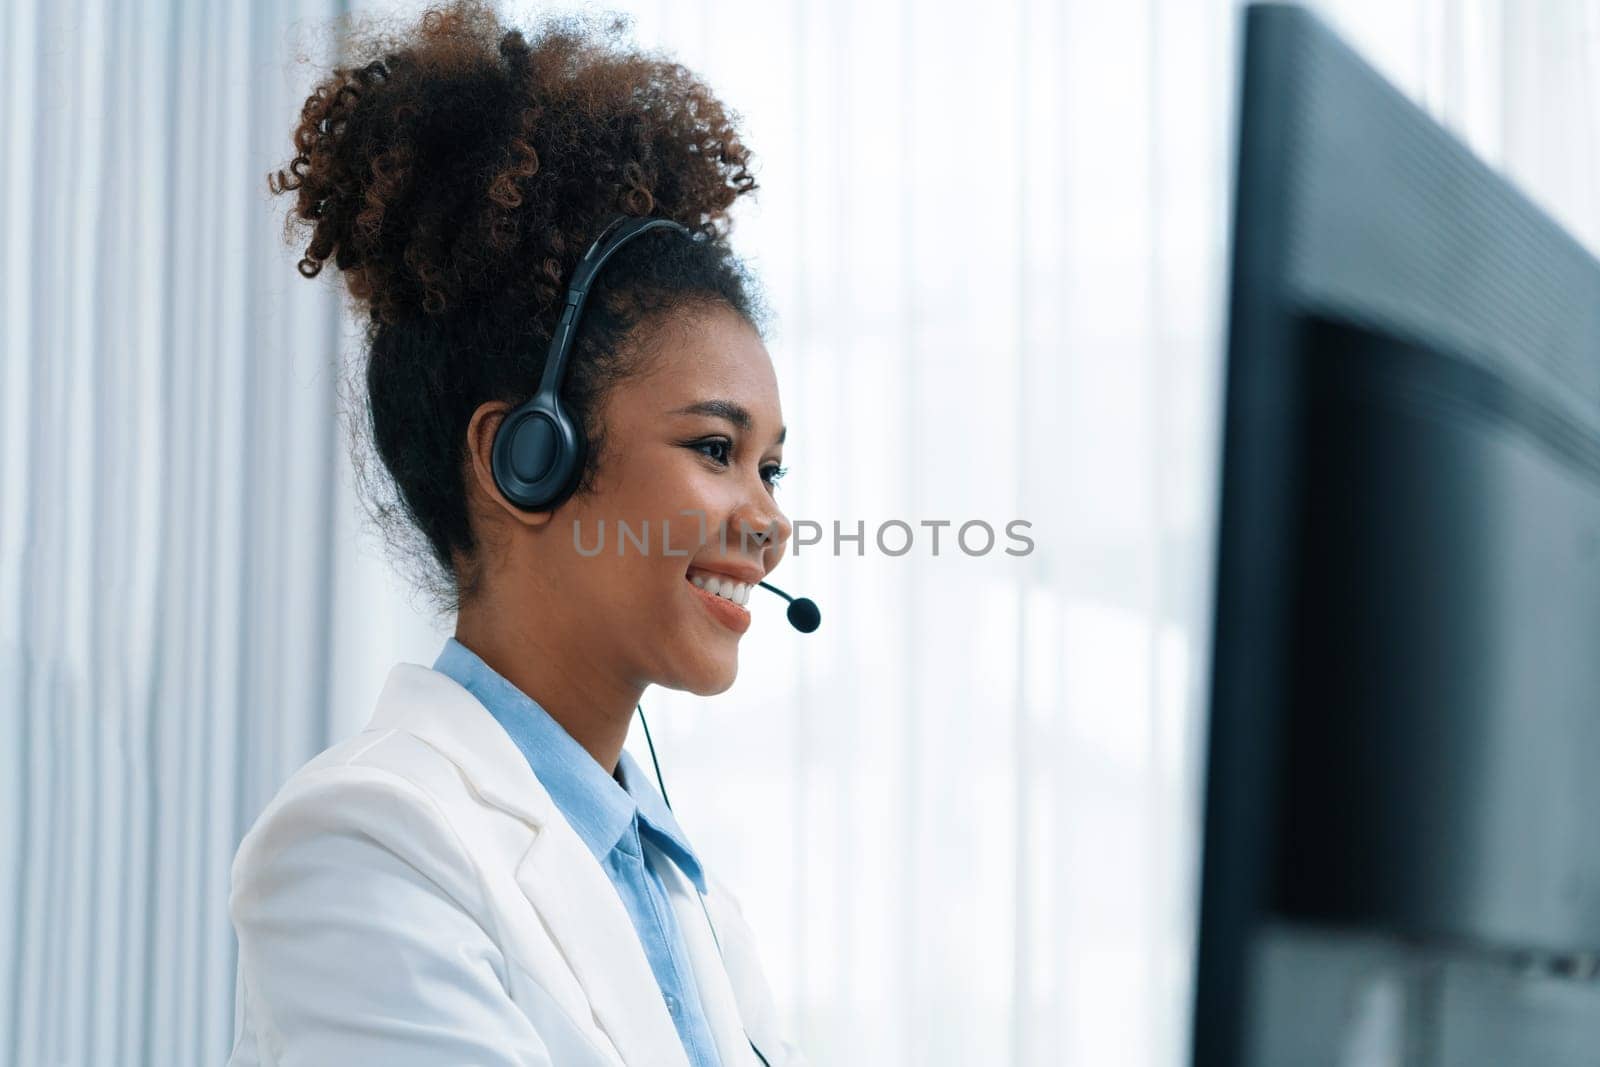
[226,731,566,1066]
[233,735,457,876]
[230,729,489,916]
[237,724,474,841]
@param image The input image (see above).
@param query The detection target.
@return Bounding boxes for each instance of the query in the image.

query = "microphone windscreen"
[786,597,821,633]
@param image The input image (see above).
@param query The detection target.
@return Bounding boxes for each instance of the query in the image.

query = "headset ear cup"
[492,396,583,511]
[490,409,531,509]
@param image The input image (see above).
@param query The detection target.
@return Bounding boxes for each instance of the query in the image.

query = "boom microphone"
[756,580,821,633]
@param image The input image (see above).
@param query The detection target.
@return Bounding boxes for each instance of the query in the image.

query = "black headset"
[490,213,692,513]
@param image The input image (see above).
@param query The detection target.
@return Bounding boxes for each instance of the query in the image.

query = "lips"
[686,573,751,634]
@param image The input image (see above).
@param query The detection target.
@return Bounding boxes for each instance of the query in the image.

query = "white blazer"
[227,660,806,1067]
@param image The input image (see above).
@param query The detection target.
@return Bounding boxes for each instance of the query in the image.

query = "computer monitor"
[1193,5,1600,1065]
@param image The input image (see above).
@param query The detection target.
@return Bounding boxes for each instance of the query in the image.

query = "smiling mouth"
[685,571,752,633]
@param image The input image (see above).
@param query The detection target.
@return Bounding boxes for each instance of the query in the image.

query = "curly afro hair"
[269,0,769,616]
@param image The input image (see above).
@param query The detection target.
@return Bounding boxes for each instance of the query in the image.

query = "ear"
[465,400,556,528]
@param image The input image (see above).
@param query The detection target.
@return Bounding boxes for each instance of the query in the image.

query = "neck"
[454,599,643,776]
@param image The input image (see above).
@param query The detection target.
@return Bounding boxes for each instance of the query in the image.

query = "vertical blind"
[3,1,1597,1064]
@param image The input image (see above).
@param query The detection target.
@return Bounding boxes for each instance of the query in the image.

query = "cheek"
[654,487,739,550]
[631,457,704,509]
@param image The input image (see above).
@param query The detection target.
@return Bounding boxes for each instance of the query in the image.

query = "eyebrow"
[670,399,786,445]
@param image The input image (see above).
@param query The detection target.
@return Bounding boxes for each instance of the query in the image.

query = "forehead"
[627,305,781,413]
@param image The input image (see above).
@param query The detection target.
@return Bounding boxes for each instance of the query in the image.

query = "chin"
[667,650,739,697]
[683,663,738,697]
[663,592,743,694]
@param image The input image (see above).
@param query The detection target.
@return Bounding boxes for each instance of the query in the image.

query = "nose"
[731,496,791,565]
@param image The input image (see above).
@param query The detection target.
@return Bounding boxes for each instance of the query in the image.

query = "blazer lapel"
[515,815,690,1067]
[650,841,770,1067]
[366,663,690,1067]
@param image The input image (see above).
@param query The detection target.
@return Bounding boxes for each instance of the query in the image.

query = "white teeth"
[688,571,751,606]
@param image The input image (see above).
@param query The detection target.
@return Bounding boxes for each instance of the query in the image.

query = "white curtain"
[3,1,1597,1064]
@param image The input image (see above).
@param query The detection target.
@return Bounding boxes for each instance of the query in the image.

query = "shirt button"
[664,993,679,1016]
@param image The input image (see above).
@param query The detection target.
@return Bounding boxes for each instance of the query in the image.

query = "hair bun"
[269,0,758,324]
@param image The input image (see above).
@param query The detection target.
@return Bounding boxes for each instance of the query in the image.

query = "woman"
[227,4,806,1064]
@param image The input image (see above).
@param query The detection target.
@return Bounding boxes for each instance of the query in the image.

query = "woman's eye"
[690,438,785,489]
[692,438,732,465]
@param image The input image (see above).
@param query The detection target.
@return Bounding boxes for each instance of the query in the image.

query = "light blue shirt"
[433,637,723,1067]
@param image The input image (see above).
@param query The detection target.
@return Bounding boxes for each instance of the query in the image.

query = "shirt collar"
[615,747,708,894]
[432,637,706,894]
